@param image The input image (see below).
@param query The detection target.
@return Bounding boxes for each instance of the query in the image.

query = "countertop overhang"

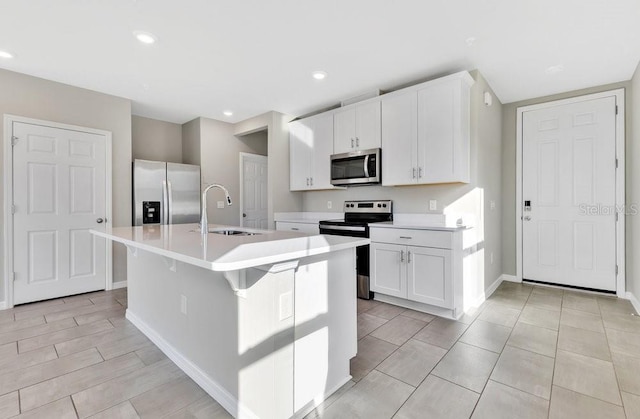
[91,224,369,272]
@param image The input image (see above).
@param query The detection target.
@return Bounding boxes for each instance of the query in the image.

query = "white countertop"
[92,224,368,272]
[274,212,343,224]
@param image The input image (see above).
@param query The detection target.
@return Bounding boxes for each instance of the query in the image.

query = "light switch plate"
[327,201,332,209]
[217,201,224,209]
[429,200,437,211]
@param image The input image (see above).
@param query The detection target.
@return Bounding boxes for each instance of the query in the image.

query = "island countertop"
[92,224,369,272]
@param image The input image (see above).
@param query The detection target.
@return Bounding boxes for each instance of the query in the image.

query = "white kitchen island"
[92,224,368,419]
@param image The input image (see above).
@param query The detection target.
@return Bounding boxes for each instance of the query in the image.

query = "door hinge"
[615,105,619,115]
[616,212,619,222]
[616,265,619,275]
[11,136,19,146]
[12,272,16,282]
[11,204,16,214]
[616,158,619,169]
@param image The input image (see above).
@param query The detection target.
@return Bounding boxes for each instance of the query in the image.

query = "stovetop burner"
[319,200,393,236]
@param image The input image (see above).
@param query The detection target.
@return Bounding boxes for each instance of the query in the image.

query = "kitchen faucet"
[200,184,232,234]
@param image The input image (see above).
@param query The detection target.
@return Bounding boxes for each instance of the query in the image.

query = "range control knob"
[377,203,382,208]
[383,204,387,208]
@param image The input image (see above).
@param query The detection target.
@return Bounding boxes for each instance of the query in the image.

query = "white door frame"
[238,152,267,228]
[2,115,113,309]
[515,89,626,297]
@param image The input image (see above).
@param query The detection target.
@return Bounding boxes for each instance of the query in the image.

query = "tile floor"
[1,282,639,418]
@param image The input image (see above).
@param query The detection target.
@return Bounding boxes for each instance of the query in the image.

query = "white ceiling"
[1,0,639,124]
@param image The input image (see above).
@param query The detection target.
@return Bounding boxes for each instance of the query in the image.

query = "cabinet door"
[407,246,452,308]
[308,113,334,189]
[370,243,407,298]
[275,222,319,234]
[355,100,381,150]
[417,79,469,184]
[381,92,418,186]
[289,120,311,191]
[334,108,356,154]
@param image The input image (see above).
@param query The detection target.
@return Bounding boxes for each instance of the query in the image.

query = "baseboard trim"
[469,275,503,309]
[292,376,353,419]
[111,281,127,290]
[501,274,519,283]
[0,301,7,310]
[126,309,258,419]
[626,292,640,315]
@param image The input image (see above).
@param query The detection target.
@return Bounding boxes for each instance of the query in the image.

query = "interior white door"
[522,96,617,291]
[12,122,108,304]
[241,153,268,229]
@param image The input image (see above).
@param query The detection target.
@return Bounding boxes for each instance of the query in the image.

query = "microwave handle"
[364,154,370,178]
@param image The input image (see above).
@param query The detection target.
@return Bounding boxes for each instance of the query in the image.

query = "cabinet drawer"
[275,222,319,234]
[370,228,452,249]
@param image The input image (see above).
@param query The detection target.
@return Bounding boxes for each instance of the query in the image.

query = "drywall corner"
[182,118,201,166]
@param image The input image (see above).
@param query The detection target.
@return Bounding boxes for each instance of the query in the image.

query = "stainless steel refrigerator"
[132,159,201,226]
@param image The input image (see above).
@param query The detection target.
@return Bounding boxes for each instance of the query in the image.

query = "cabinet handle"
[399,236,413,239]
[291,227,299,231]
[306,177,309,186]
[351,138,354,148]
[407,251,411,263]
[419,167,423,178]
[400,250,405,263]
[356,137,360,147]
[310,177,313,186]
[412,168,416,179]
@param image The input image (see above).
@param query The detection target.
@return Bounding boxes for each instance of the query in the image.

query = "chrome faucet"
[200,184,232,234]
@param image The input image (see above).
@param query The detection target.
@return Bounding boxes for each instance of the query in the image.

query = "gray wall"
[628,63,640,298]
[0,68,132,302]
[501,80,632,277]
[301,70,504,289]
[132,115,182,163]
[181,118,201,166]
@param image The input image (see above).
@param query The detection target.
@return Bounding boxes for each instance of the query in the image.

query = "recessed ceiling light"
[133,31,157,44]
[223,110,233,117]
[0,50,14,59]
[545,64,564,74]
[312,71,327,80]
[465,37,476,47]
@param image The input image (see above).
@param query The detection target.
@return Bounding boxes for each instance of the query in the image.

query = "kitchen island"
[92,224,368,419]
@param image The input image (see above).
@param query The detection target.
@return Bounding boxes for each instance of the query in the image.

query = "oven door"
[330,148,380,186]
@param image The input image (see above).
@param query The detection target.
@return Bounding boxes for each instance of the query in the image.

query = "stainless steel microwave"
[330,148,381,186]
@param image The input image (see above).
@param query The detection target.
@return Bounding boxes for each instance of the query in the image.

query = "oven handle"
[320,225,366,232]
[364,154,370,178]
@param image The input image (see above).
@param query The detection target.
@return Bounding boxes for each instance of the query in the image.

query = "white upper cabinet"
[382,71,473,186]
[289,113,335,191]
[334,100,381,154]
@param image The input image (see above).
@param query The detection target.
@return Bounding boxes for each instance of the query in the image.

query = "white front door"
[12,122,109,304]
[522,96,617,291]
[240,153,268,229]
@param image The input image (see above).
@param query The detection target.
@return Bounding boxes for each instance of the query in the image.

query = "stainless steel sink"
[209,229,259,236]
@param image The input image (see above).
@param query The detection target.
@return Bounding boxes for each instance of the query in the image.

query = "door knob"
[96,218,104,224]
[523,216,531,221]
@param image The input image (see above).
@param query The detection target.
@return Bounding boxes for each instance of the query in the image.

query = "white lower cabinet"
[371,243,407,298]
[406,246,452,307]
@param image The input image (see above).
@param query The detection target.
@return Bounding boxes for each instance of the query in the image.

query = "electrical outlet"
[490,200,496,210]
[180,295,188,315]
[327,201,332,209]
[217,201,224,209]
[429,200,437,211]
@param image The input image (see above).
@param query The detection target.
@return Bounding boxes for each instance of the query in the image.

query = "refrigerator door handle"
[162,180,169,225]
[167,180,173,225]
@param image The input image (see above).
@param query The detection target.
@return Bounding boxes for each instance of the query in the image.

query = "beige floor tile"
[95,331,151,360]
[164,395,232,419]
[558,324,611,361]
[622,391,640,419]
[317,369,413,419]
[88,401,140,419]
[350,336,398,382]
[527,293,563,311]
[19,352,145,412]
[487,293,527,310]
[531,285,564,297]
[490,345,554,399]
[89,295,123,306]
[130,375,206,418]
[305,381,355,419]
[44,300,122,323]
[14,299,93,321]
[519,305,560,330]
[12,397,77,419]
[456,304,485,325]
[562,292,600,314]
[471,380,548,419]
[401,309,436,323]
[365,302,407,320]
[55,322,142,357]
[109,316,130,328]
[0,317,77,346]
[598,297,637,315]
[376,339,446,386]
[0,343,16,358]
[477,304,520,328]
[0,316,45,334]
[0,345,57,376]
[72,358,183,418]
[602,311,640,334]
[357,299,380,314]
[606,328,640,359]
[395,375,479,419]
[370,315,427,346]
[135,345,167,366]
[553,349,621,405]
[11,299,65,315]
[0,392,19,419]
[560,308,605,333]
[0,348,103,395]
[431,342,499,393]
[0,311,14,325]
[458,320,511,353]
[18,319,114,353]
[611,351,640,396]
[357,313,387,340]
[413,317,468,350]
[75,307,127,326]
[549,385,625,419]
[507,322,558,357]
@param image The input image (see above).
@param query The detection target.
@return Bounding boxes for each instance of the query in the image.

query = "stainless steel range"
[319,200,393,300]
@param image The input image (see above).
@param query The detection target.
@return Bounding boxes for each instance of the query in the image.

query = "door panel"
[167,163,201,224]
[522,96,617,291]
[289,120,311,191]
[355,101,381,150]
[370,243,406,298]
[309,113,334,189]
[407,246,452,308]
[13,122,108,304]
[132,159,166,226]
[381,92,418,186]
[334,108,356,154]
[241,154,268,229]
